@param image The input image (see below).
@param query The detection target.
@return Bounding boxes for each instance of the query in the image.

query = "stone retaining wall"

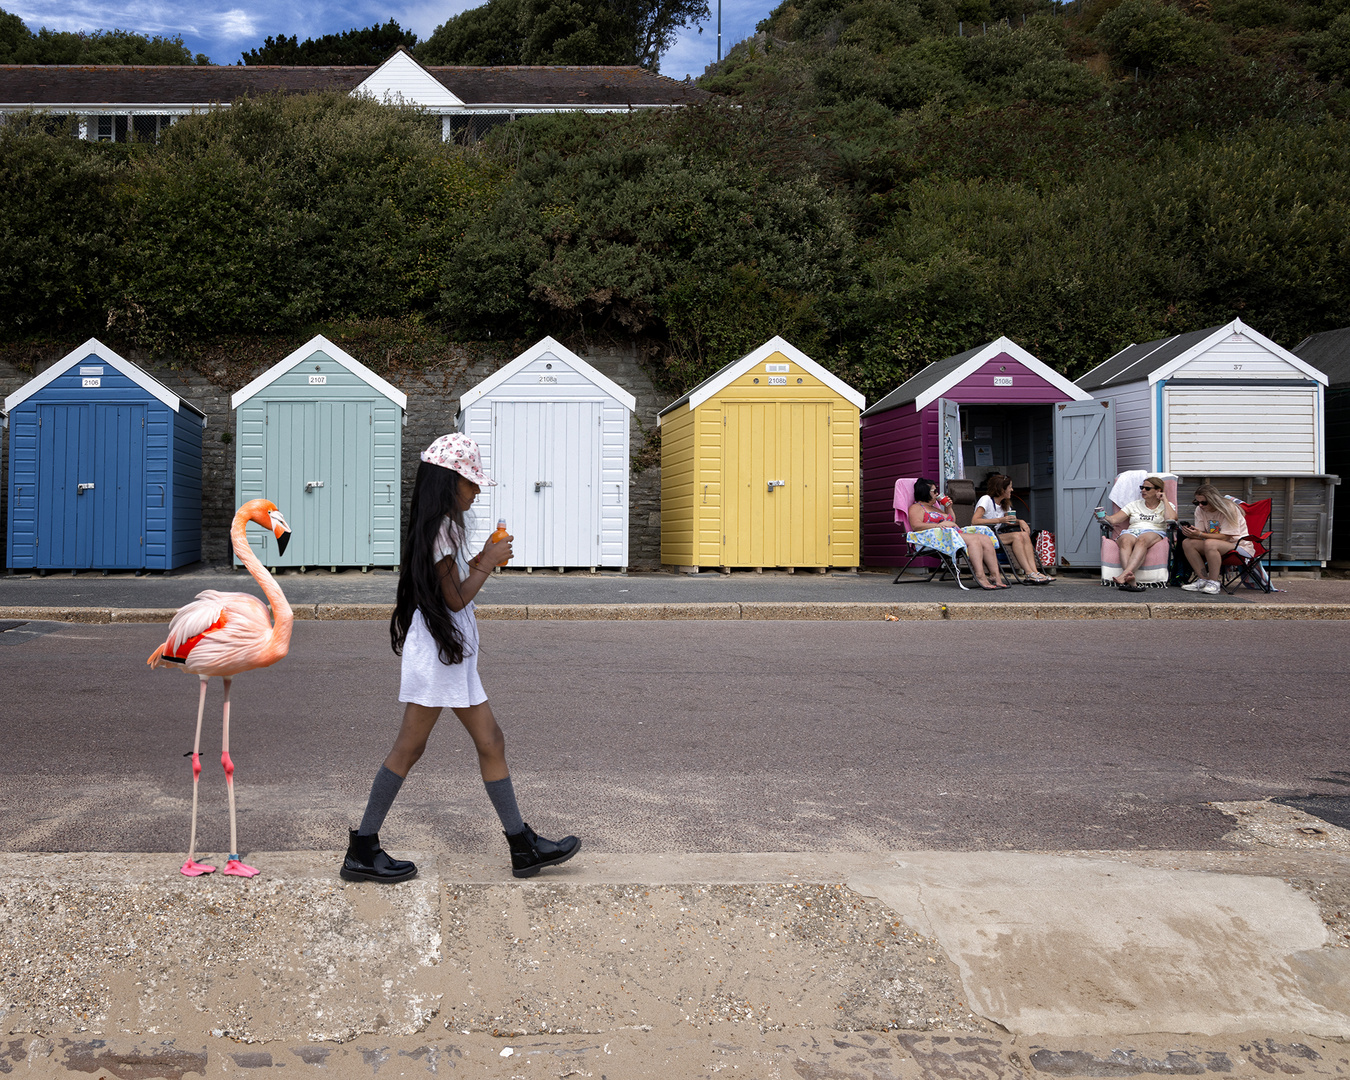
[0,343,667,570]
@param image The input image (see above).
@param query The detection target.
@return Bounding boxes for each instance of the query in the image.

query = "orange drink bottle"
[490,519,509,566]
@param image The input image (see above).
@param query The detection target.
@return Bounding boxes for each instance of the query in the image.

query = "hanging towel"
[1109,470,1150,512]
[893,478,917,524]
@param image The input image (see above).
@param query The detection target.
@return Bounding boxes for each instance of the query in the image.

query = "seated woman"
[1180,484,1254,594]
[971,474,1053,585]
[907,477,1008,590]
[1099,476,1176,589]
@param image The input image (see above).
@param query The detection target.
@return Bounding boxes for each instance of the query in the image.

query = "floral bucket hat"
[421,433,497,487]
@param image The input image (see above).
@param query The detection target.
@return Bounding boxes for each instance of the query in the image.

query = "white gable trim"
[913,336,1091,412]
[353,50,464,109]
[3,337,202,417]
[1148,318,1327,385]
[230,334,408,410]
[459,336,637,412]
[686,336,865,411]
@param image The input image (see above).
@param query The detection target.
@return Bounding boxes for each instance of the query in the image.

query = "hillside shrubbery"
[2,0,1349,401]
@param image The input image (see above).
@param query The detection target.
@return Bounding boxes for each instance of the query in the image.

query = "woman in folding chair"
[1180,484,1254,595]
[905,477,1008,590]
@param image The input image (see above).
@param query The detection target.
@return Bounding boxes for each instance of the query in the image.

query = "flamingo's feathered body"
[148,499,293,878]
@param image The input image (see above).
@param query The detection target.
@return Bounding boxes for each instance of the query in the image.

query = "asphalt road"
[1,619,1345,859]
[0,564,1247,607]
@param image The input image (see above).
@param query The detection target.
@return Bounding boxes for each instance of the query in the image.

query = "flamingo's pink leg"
[220,677,259,878]
[182,676,216,877]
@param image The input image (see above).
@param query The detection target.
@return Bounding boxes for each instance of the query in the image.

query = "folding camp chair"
[1100,472,1178,588]
[890,478,996,590]
[1219,498,1274,594]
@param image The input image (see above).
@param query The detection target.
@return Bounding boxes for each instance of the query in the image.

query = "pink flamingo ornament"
[148,499,293,878]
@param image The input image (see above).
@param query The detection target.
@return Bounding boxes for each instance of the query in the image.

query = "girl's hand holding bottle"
[481,520,513,569]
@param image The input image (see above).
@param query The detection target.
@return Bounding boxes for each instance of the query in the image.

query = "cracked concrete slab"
[849,852,1350,1038]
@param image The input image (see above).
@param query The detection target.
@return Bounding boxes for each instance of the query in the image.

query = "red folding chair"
[1219,499,1273,594]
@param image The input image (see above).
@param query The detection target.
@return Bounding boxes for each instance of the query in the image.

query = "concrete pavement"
[1,845,1348,1077]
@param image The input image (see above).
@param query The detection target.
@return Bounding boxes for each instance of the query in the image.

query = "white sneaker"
[1202,580,1221,594]
[1181,579,1209,591]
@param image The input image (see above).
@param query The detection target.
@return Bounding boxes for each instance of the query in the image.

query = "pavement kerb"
[6,601,1350,623]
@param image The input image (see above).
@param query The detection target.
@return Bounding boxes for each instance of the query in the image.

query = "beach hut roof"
[230,334,407,411]
[861,336,1089,417]
[3,337,205,418]
[459,336,636,412]
[1294,326,1350,386]
[1077,318,1326,391]
[658,337,864,419]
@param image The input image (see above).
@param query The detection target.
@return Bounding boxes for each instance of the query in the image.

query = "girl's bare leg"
[384,703,443,778]
[452,702,509,783]
[1183,538,1208,578]
[1115,534,1136,583]
[1202,539,1234,581]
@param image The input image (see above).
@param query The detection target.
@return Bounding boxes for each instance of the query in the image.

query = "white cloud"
[210,8,259,39]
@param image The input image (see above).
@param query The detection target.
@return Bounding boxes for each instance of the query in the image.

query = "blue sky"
[7,0,767,77]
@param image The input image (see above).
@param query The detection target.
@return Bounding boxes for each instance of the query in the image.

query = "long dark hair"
[391,461,471,665]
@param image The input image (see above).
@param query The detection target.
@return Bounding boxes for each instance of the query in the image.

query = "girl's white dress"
[398,519,487,709]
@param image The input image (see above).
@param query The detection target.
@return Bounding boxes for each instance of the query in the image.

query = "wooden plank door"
[492,401,600,568]
[780,401,830,567]
[724,402,775,567]
[1054,399,1116,568]
[91,404,145,568]
[36,404,92,568]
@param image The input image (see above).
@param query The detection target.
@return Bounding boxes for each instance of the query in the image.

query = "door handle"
[305,480,324,492]
[767,480,785,491]
[77,483,95,493]
[534,481,553,492]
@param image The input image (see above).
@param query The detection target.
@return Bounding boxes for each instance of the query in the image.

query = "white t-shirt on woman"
[975,496,1012,524]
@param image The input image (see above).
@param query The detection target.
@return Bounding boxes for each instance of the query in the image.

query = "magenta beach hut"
[860,337,1098,568]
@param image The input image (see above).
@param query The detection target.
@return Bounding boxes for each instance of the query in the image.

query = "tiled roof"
[0,63,710,108]
[1294,327,1350,387]
[861,343,989,416]
[1075,325,1222,391]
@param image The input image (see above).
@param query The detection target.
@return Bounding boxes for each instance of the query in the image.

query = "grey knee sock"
[484,776,525,835]
[357,765,405,836]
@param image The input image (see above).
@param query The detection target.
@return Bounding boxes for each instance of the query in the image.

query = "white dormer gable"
[353,49,463,109]
[231,334,407,410]
[1148,317,1328,385]
[459,336,637,412]
[4,337,203,417]
[688,337,866,411]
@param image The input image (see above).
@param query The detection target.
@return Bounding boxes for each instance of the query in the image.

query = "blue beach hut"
[4,338,205,573]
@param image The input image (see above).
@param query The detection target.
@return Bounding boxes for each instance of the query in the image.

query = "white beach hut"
[458,337,636,571]
[1077,317,1335,568]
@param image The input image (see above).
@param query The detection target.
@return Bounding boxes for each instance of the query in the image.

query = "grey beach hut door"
[260,400,374,567]
[1053,399,1116,569]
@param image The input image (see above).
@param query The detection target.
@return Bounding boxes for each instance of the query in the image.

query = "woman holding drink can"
[971,474,1053,584]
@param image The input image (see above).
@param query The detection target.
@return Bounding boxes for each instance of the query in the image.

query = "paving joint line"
[2,601,1348,623]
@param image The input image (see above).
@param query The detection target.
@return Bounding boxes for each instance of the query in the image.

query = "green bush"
[1095,0,1223,69]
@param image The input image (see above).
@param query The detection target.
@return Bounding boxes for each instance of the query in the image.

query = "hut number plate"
[768,376,787,385]
[309,375,327,384]
[766,364,789,372]
[82,377,101,387]
[994,376,1013,386]
[538,375,557,383]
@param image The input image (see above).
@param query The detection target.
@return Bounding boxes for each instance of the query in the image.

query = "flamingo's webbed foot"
[182,858,217,877]
[223,857,259,878]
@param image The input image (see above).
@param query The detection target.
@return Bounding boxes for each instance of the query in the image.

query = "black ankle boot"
[339,829,418,884]
[506,823,580,879]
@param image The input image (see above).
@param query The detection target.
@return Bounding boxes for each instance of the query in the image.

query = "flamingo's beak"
[270,510,292,557]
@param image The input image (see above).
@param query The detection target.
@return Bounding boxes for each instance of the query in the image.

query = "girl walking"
[340,433,581,883]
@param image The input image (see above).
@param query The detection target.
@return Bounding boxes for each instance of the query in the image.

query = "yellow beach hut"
[658,337,865,572]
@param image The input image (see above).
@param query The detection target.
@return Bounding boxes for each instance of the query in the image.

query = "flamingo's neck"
[231,509,293,652]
